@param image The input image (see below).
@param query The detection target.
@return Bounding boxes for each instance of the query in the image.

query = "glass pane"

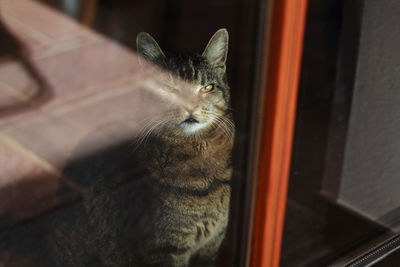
[0,0,265,266]
[281,0,400,266]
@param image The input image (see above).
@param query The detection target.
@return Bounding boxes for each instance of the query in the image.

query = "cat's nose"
[185,105,198,114]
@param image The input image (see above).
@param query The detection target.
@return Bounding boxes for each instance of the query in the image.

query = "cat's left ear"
[202,28,229,72]
[136,32,165,64]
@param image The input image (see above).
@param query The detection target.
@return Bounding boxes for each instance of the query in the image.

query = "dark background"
[282,0,400,266]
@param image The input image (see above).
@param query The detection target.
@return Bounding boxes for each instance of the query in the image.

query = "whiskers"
[131,109,234,149]
[133,113,173,148]
[203,110,235,142]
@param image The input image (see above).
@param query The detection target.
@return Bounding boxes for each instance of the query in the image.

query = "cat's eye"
[200,84,215,93]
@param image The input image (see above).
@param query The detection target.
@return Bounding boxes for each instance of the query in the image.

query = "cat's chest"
[155,184,231,239]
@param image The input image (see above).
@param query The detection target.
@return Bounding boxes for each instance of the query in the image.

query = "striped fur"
[47,29,234,267]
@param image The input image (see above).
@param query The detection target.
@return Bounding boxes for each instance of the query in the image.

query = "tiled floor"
[0,0,144,222]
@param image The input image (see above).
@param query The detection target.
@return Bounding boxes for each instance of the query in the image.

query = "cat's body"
[48,29,234,267]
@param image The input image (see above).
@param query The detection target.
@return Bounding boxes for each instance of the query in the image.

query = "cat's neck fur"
[157,118,233,152]
[143,122,233,193]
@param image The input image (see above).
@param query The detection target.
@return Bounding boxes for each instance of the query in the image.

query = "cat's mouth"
[179,115,211,134]
[181,117,199,124]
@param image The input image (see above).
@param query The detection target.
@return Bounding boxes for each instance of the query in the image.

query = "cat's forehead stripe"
[162,54,229,98]
[188,58,195,81]
[175,60,205,84]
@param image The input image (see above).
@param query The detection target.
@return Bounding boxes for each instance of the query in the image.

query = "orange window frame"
[250,0,308,267]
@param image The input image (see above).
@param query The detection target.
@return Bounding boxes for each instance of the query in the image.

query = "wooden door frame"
[250,0,308,266]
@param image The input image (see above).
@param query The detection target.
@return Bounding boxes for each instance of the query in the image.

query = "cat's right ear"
[202,28,229,72]
[136,32,165,64]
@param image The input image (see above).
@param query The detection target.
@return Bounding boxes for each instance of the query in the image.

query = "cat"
[47,28,234,267]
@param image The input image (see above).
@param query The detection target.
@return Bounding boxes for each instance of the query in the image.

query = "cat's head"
[136,29,232,137]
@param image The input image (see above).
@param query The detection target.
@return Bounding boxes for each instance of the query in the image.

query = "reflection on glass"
[0,0,257,266]
[0,17,51,117]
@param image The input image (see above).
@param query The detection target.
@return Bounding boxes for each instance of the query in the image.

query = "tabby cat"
[48,28,234,267]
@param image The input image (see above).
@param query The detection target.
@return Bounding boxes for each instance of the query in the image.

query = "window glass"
[0,0,265,266]
[282,0,400,266]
